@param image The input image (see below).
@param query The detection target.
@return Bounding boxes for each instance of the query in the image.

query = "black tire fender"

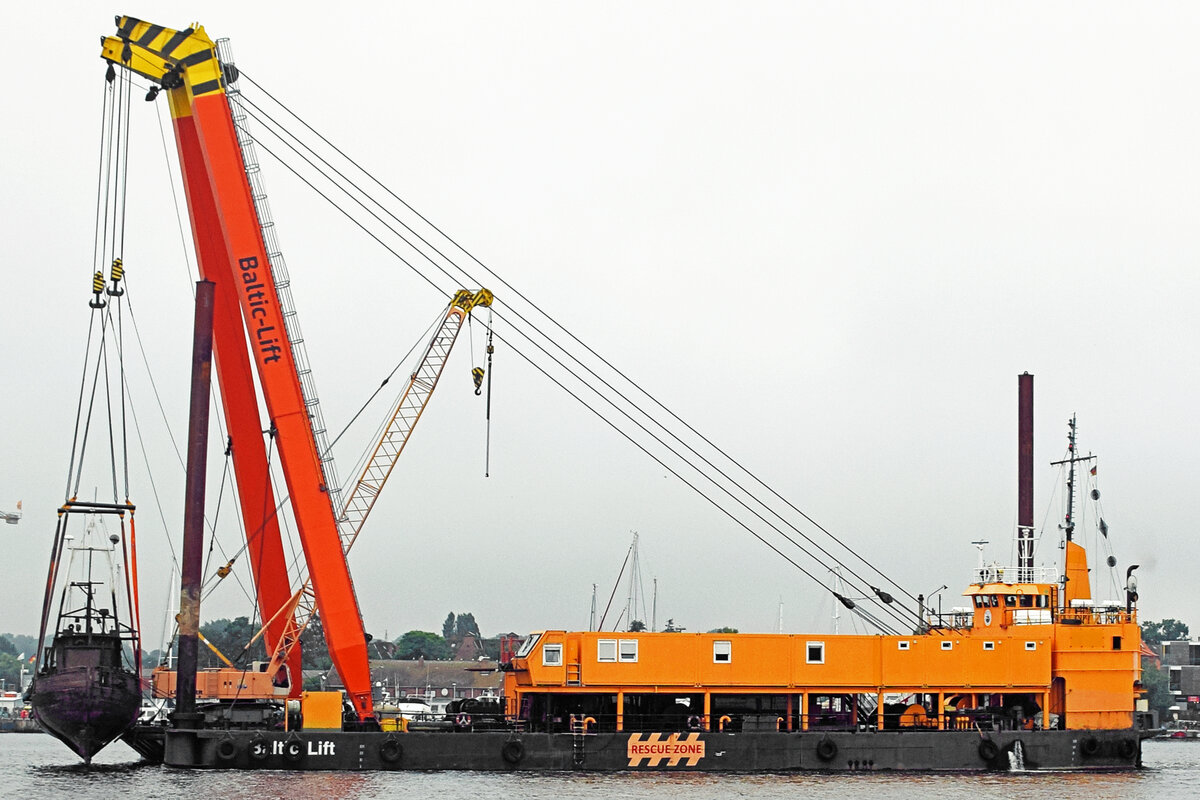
[977,739,999,762]
[215,737,238,762]
[284,737,304,763]
[501,739,526,765]
[1080,736,1100,757]
[380,735,403,764]
[249,736,270,762]
[1119,738,1138,760]
[816,737,838,762]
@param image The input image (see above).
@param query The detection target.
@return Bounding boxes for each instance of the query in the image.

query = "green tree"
[0,652,20,690]
[454,613,480,640]
[394,631,452,660]
[1142,619,1190,645]
[629,620,646,632]
[0,636,16,656]
[199,616,268,668]
[708,627,739,634]
[1140,657,1172,716]
[442,613,457,640]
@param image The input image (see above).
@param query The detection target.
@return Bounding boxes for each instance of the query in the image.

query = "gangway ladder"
[569,714,594,768]
[566,661,582,686]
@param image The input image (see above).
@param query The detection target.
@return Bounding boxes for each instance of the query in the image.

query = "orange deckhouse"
[504,382,1142,740]
[504,557,1140,735]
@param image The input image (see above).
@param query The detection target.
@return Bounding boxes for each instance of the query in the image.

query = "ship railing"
[973,565,1058,584]
[1057,605,1135,625]
[507,709,1042,734]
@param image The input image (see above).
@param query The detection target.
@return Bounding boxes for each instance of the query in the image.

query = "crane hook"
[472,367,485,396]
[89,271,107,309]
[107,258,125,296]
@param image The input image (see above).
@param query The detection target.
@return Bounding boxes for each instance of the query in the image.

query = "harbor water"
[2,736,1198,799]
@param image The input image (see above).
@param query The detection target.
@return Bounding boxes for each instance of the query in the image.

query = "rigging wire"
[237,74,920,611]
[232,99,914,632]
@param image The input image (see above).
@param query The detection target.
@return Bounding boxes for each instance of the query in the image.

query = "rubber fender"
[249,736,270,762]
[1119,738,1138,760]
[215,738,238,762]
[284,736,304,763]
[816,737,838,762]
[501,739,526,765]
[977,739,999,762]
[380,735,403,764]
[1080,736,1100,757]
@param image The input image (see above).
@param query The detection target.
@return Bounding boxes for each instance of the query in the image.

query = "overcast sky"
[3,2,1198,649]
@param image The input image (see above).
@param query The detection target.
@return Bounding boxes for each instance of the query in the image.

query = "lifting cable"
[233,74,916,632]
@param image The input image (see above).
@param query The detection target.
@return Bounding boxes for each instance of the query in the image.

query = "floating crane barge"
[95,16,1150,771]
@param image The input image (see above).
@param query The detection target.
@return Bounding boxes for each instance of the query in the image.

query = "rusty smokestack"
[1018,372,1034,581]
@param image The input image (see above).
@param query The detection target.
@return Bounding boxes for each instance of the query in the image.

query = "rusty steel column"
[1017,372,1034,581]
[174,280,215,727]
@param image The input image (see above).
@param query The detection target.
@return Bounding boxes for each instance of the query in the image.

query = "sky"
[2,2,1198,649]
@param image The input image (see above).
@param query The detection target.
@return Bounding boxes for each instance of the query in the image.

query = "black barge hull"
[144,728,1143,771]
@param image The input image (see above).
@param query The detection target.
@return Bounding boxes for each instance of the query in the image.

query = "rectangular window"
[806,641,825,664]
[619,639,638,663]
[1025,641,1037,651]
[983,641,995,651]
[898,640,910,651]
[1019,595,1034,608]
[542,643,562,666]
[941,640,953,651]
[597,639,617,662]
[516,633,541,658]
[713,640,732,663]
[1112,636,1122,651]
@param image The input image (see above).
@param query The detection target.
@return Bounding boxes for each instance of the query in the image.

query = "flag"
[1099,518,1108,538]
[17,653,24,661]
[28,654,35,663]
[1090,466,1097,476]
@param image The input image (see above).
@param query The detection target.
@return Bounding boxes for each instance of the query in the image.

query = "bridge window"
[806,641,825,664]
[1005,595,1017,607]
[713,641,732,663]
[598,639,617,662]
[1019,595,1034,608]
[542,643,562,666]
[619,639,639,663]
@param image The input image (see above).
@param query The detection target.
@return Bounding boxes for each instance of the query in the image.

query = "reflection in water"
[6,737,1198,800]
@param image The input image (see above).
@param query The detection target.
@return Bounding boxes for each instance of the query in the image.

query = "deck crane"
[101,17,376,720]
[260,288,492,684]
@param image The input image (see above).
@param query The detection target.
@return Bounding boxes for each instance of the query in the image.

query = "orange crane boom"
[102,17,374,720]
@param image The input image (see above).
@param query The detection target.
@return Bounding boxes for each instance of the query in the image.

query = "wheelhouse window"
[542,643,563,666]
[713,640,732,663]
[516,633,541,658]
[806,641,825,664]
[619,639,638,663]
[597,639,617,662]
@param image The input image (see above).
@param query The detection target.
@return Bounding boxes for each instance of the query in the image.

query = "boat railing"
[1057,605,1135,625]
[973,565,1058,584]
[503,710,1039,734]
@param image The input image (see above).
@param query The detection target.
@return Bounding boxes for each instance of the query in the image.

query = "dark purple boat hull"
[28,665,140,763]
